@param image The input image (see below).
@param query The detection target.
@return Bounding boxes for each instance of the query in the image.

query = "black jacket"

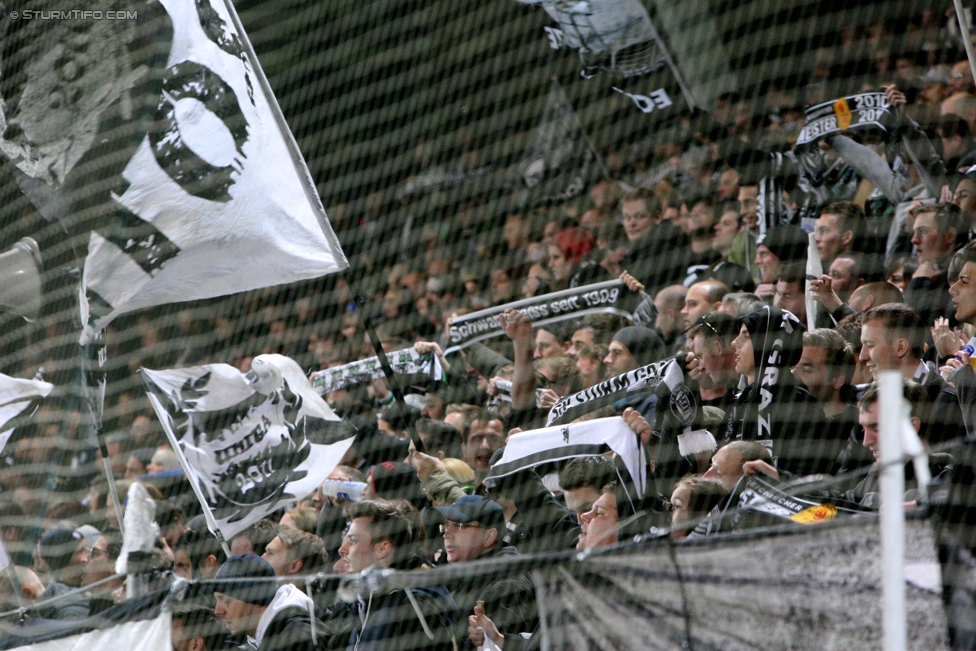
[258,604,326,651]
[324,560,458,651]
[332,587,457,651]
[905,273,953,329]
[493,470,579,555]
[447,546,537,651]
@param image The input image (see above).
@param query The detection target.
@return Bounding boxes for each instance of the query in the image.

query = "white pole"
[805,232,822,333]
[878,371,905,651]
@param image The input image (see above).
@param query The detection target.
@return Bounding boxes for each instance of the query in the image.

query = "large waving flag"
[79,0,347,337]
[0,0,346,341]
[141,354,354,540]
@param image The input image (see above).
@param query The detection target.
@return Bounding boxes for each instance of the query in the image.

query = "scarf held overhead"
[311,348,443,395]
[445,280,654,354]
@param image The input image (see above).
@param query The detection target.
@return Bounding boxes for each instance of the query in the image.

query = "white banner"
[141,354,354,540]
[72,0,347,338]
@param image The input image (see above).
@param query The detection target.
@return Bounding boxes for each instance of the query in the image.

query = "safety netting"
[0,516,950,650]
[0,0,975,649]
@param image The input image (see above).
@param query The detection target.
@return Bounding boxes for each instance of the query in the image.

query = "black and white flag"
[547,358,674,426]
[0,373,54,456]
[0,0,347,341]
[142,354,354,540]
[444,280,654,354]
[311,347,443,396]
[484,416,646,496]
[518,0,669,80]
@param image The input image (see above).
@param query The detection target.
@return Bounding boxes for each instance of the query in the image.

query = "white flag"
[142,354,354,540]
[0,373,54,457]
[71,0,347,338]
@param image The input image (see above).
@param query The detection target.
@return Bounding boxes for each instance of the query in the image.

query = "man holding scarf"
[723,306,843,478]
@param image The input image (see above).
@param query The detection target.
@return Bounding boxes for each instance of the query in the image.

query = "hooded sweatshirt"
[254,584,322,651]
[722,306,843,477]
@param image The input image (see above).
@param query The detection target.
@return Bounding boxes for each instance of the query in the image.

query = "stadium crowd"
[4,7,976,651]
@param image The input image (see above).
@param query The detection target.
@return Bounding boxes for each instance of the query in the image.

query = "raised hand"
[619,271,645,293]
[499,308,532,345]
[809,274,842,312]
[623,407,652,445]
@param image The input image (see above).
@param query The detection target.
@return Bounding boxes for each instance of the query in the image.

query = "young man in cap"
[430,496,536,651]
[212,553,322,651]
[33,528,90,620]
[603,326,665,421]
[603,326,665,377]
[431,495,508,565]
[754,224,808,300]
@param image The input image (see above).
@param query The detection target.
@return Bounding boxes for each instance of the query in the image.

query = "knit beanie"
[211,554,278,606]
[611,326,665,367]
[757,225,808,264]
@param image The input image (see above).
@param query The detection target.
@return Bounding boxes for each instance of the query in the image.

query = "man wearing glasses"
[83,530,122,615]
[430,496,537,650]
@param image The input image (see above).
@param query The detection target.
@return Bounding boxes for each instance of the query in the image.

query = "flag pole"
[82,332,126,534]
[644,19,697,111]
[217,0,348,271]
[345,276,426,454]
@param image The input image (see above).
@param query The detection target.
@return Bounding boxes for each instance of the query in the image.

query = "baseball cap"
[430,495,505,533]
[39,529,84,572]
